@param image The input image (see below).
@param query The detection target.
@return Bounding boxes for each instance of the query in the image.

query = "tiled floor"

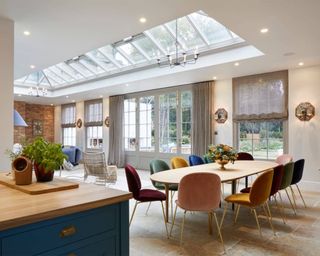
[58,166,320,256]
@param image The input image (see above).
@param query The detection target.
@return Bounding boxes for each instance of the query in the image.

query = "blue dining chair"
[189,155,205,166]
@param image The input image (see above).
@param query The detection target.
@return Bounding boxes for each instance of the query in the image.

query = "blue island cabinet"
[0,201,129,256]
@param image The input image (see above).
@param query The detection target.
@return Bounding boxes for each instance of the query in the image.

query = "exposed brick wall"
[14,101,55,144]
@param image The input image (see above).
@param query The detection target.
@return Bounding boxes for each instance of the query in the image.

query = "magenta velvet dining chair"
[125,164,168,237]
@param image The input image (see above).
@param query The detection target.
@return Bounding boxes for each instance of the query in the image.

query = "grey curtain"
[108,95,125,167]
[191,81,214,156]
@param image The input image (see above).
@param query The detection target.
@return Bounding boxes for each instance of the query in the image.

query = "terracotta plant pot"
[12,156,32,185]
[34,163,54,182]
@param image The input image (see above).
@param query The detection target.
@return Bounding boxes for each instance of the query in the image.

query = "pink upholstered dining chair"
[169,173,224,250]
[275,154,293,165]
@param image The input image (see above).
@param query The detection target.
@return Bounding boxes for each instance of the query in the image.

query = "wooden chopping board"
[0,172,79,195]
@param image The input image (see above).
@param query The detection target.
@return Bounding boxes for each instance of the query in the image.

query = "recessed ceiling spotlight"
[298,62,304,66]
[50,104,54,106]
[234,62,239,66]
[99,95,103,98]
[30,65,35,69]
[125,83,129,87]
[66,95,69,98]
[72,100,75,103]
[23,31,31,36]
[213,76,217,80]
[139,17,147,23]
[18,94,22,97]
[260,28,269,34]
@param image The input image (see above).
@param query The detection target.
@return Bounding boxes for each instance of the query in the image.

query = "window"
[233,70,288,160]
[124,98,136,151]
[139,96,155,152]
[239,121,283,159]
[85,99,103,149]
[124,88,192,154]
[61,104,76,146]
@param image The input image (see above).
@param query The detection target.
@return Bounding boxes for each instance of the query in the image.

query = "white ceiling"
[1,0,320,105]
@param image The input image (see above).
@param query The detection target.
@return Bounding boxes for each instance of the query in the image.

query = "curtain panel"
[108,95,125,167]
[191,81,214,156]
[233,70,288,122]
[61,103,76,128]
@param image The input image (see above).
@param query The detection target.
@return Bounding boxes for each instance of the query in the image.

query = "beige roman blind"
[233,70,288,122]
[61,103,76,128]
[84,99,103,126]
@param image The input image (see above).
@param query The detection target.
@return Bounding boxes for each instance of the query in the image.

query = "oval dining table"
[150,160,278,222]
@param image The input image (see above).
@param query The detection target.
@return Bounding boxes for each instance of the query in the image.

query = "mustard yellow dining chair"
[170,172,224,251]
[220,169,275,237]
[171,157,189,169]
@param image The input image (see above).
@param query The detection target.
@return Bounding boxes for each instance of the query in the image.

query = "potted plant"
[22,137,67,182]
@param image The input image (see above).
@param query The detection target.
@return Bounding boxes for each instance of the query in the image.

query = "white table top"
[150,160,278,185]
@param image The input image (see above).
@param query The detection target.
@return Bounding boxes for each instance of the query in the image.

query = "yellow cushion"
[225,193,252,206]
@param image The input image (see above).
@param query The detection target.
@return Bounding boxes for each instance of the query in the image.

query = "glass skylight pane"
[49,66,74,82]
[166,17,206,50]
[68,62,94,78]
[57,63,83,80]
[26,72,41,84]
[99,45,130,67]
[43,69,65,84]
[117,43,146,63]
[79,56,105,74]
[133,36,163,59]
[189,13,233,44]
[147,26,176,54]
[87,50,117,71]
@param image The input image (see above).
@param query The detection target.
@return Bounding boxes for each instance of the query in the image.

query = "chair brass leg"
[161,201,169,238]
[234,204,240,224]
[170,204,178,237]
[180,211,187,245]
[274,195,286,224]
[129,201,139,226]
[290,185,297,209]
[220,203,228,229]
[253,208,262,237]
[145,202,151,215]
[278,192,288,222]
[296,184,307,208]
[264,202,275,235]
[208,212,213,235]
[213,212,226,253]
[285,188,296,214]
[170,191,173,220]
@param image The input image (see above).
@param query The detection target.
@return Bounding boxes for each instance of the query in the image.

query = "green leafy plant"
[22,137,67,172]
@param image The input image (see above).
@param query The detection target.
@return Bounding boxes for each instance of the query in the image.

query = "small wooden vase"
[216,159,229,170]
[12,156,33,185]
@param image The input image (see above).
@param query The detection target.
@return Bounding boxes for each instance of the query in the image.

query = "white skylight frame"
[14,11,245,91]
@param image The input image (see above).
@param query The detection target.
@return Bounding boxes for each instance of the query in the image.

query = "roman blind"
[233,70,288,121]
[61,103,76,128]
[84,99,103,126]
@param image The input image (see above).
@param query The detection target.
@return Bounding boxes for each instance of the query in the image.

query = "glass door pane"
[124,98,136,151]
[180,91,192,154]
[159,92,177,153]
[139,96,155,152]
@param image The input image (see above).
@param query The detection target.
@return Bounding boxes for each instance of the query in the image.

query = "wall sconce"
[214,108,228,123]
[295,102,315,121]
[76,118,82,128]
[104,116,110,127]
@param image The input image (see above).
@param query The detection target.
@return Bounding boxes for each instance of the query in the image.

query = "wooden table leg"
[165,184,169,222]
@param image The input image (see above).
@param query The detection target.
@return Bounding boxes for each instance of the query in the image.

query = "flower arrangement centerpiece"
[205,144,238,170]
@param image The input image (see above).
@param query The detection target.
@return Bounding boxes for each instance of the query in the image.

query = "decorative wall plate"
[295,102,315,121]
[76,118,82,128]
[33,120,43,136]
[214,108,228,123]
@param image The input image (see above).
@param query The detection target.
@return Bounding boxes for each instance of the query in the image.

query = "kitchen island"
[0,178,132,255]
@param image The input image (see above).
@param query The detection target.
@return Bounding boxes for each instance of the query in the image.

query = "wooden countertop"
[0,177,132,231]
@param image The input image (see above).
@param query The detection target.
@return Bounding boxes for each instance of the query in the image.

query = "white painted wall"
[288,65,320,183]
[213,79,233,146]
[0,18,14,170]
